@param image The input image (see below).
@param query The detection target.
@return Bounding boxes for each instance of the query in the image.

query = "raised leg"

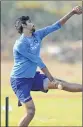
[48,78,82,92]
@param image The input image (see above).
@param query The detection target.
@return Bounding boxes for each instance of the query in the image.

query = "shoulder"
[14,39,24,50]
[34,30,40,36]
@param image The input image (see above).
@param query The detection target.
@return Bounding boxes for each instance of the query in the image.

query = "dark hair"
[15,16,30,34]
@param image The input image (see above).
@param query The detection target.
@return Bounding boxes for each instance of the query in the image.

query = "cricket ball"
[58,84,63,90]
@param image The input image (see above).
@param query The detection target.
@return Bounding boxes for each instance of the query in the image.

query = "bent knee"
[24,100,35,117]
[27,106,35,116]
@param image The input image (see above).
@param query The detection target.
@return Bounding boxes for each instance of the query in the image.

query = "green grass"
[1,61,82,126]
[1,85,82,126]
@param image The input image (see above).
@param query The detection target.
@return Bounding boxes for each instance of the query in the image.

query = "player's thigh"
[32,72,49,92]
[48,82,56,89]
[10,78,33,103]
[44,78,58,89]
[33,72,56,90]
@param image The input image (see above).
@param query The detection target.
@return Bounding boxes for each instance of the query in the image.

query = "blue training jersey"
[10,21,61,78]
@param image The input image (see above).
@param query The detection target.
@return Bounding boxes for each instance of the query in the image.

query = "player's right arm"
[36,6,82,40]
[36,21,61,40]
[59,6,82,26]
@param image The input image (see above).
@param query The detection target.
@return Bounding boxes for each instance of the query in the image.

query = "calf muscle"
[48,78,82,92]
[18,100,35,127]
[62,82,82,92]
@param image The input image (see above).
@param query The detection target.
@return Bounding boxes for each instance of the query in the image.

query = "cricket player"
[10,6,82,126]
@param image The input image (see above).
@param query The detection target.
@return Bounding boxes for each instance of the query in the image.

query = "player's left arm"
[38,58,54,81]
[41,66,54,82]
[38,59,67,88]
[38,58,62,85]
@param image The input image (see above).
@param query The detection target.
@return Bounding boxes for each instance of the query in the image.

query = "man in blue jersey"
[10,6,82,126]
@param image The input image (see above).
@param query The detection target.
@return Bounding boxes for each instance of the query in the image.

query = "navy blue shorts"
[10,72,48,103]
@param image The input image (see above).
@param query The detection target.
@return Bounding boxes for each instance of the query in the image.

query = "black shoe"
[18,100,22,107]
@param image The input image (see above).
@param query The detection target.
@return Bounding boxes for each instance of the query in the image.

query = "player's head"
[15,16,35,34]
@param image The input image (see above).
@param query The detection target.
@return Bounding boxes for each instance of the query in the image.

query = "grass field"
[1,60,82,126]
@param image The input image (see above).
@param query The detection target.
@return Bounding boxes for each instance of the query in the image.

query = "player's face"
[26,19,36,32]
